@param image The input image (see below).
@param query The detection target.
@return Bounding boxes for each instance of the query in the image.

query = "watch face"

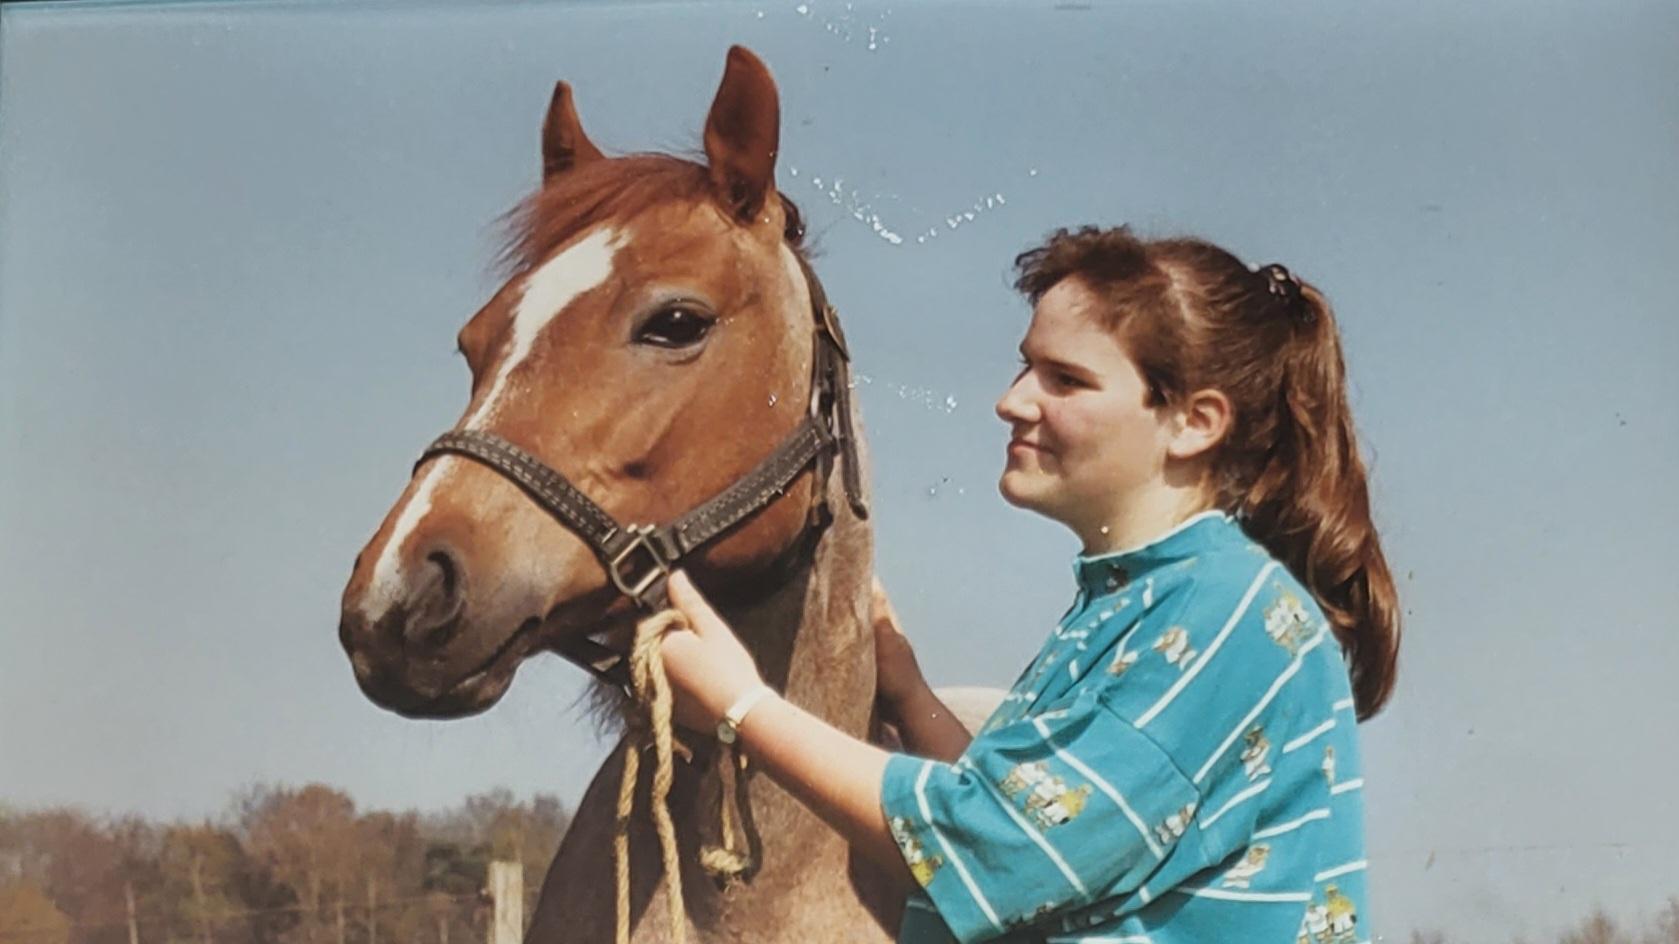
[716,723,737,745]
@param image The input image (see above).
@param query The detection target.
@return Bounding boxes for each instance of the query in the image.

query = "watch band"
[716,684,775,744]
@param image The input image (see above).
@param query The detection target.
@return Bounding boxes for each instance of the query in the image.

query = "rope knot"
[614,608,757,944]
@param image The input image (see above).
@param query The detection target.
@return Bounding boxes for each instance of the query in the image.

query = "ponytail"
[1232,284,1400,720]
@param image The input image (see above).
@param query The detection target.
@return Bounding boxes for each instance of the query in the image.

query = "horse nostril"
[402,549,465,651]
[428,550,459,601]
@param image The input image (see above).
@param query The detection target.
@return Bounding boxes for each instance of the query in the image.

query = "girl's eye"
[1058,373,1085,388]
[635,305,716,348]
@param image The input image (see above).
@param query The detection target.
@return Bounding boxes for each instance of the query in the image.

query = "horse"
[337,46,1001,943]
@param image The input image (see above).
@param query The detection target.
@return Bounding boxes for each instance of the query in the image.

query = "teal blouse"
[881,511,1371,944]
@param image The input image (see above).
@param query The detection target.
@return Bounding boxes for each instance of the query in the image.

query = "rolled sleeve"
[880,689,1203,943]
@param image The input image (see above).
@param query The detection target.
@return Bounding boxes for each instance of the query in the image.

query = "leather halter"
[413,253,867,694]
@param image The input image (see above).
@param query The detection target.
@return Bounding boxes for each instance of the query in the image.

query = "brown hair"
[1015,226,1399,719]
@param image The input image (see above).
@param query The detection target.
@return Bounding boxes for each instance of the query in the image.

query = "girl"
[658,225,1399,943]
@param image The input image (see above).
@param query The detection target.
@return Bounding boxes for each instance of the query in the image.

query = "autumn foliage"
[0,787,568,944]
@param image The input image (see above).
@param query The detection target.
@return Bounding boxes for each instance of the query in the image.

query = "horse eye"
[636,306,716,348]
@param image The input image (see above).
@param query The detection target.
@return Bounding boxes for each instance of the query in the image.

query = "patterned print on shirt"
[888,815,945,887]
[1153,801,1198,846]
[1153,626,1198,670]
[1220,844,1272,888]
[1265,588,1316,656]
[999,762,1094,829]
[1107,638,1141,677]
[1298,885,1359,944]
[1241,727,1274,781]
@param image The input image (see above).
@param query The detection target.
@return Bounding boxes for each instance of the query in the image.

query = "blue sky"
[2,1,1676,939]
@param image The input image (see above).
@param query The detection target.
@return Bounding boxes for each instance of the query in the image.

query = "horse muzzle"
[338,546,543,717]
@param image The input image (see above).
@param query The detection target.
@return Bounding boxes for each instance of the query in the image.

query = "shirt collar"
[1072,510,1242,596]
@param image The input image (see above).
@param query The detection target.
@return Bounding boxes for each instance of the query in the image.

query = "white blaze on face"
[361,227,621,621]
[467,226,622,429]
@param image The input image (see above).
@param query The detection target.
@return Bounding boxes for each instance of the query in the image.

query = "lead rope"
[615,610,756,944]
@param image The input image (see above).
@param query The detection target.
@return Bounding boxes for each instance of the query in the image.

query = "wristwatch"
[716,684,775,745]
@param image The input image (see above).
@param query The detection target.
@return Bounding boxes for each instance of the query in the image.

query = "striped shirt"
[880,511,1372,944]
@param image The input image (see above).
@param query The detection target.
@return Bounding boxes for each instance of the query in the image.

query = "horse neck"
[674,471,878,909]
[723,496,875,739]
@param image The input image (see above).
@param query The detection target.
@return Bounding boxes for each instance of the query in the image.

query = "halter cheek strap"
[412,254,866,695]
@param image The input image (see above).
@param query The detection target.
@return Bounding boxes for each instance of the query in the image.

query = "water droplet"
[1100,526,1110,535]
[944,395,958,410]
[795,3,810,14]
[1028,168,1039,177]
[768,393,778,406]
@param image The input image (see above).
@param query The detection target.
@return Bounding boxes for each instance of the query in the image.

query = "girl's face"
[995,278,1179,545]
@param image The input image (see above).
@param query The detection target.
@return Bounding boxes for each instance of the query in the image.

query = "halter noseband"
[412,253,867,694]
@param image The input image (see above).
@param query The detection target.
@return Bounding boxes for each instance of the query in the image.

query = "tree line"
[0,785,568,944]
[4,790,1674,944]
[1410,902,1679,944]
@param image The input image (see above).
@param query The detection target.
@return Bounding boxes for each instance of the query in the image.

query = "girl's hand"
[659,570,768,734]
[870,577,928,709]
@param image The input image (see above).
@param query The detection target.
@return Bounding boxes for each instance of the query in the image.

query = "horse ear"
[703,46,780,223]
[542,80,604,182]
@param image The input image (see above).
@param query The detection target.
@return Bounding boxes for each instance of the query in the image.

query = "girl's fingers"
[870,578,905,639]
[666,570,720,636]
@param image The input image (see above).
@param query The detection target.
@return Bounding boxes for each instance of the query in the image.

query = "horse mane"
[495,153,810,279]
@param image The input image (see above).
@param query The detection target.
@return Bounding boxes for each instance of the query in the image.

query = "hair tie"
[1258,263,1313,325]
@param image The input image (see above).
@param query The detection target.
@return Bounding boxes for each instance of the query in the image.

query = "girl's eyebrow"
[1019,346,1094,376]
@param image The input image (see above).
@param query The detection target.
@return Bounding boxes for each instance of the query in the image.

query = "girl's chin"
[998,470,1046,509]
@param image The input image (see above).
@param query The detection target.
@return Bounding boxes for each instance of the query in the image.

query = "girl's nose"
[996,373,1040,425]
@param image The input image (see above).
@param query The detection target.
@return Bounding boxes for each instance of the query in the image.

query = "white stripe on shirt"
[1315,859,1368,882]
[1282,718,1336,754]
[1252,807,1331,840]
[1030,716,1166,859]
[1168,885,1312,903]
[1333,696,1356,713]
[913,760,1005,934]
[1193,627,1327,785]
[1330,777,1364,796]
[1137,562,1278,730]
[1198,778,1272,830]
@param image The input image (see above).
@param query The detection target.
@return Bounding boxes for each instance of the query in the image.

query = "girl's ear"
[1166,388,1233,461]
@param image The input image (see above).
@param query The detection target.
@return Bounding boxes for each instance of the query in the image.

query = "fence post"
[125,881,140,944]
[487,861,523,944]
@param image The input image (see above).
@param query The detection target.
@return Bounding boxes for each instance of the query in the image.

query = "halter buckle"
[606,524,674,609]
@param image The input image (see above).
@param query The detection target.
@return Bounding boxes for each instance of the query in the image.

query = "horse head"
[339,47,858,719]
